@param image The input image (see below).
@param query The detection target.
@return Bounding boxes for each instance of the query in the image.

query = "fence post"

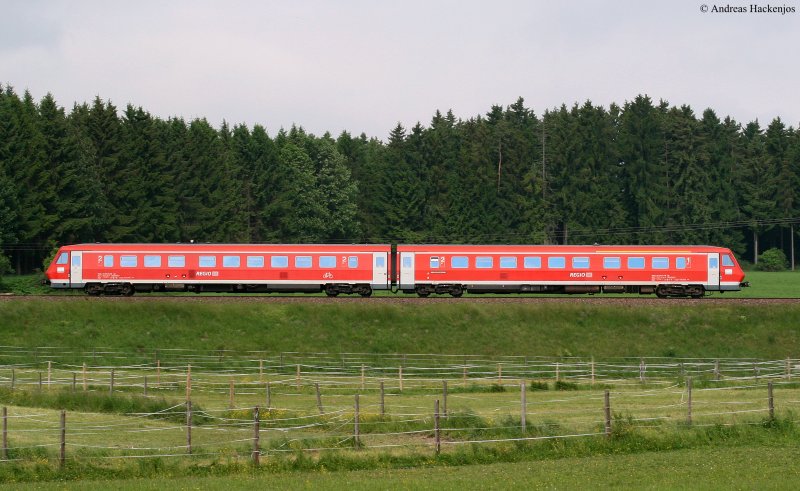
[266,382,271,409]
[442,380,448,418]
[252,406,260,465]
[38,372,42,391]
[687,377,693,425]
[787,358,792,381]
[47,361,52,390]
[754,363,760,383]
[768,382,774,421]
[186,364,192,401]
[354,394,360,449]
[10,369,13,391]
[71,372,76,393]
[109,368,114,394]
[82,362,87,391]
[434,399,441,455]
[59,410,66,469]
[2,406,7,460]
[463,365,468,387]
[361,364,365,390]
[714,360,720,381]
[143,375,148,397]
[186,401,192,455]
[604,390,612,437]
[380,381,385,418]
[259,359,264,382]
[315,383,324,414]
[229,379,235,409]
[639,359,645,383]
[555,362,560,382]
[296,364,301,389]
[399,366,403,392]
[591,358,595,385]
[520,381,527,433]
[156,359,161,387]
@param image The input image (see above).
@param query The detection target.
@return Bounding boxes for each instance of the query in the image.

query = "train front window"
[56,252,68,265]
[722,255,735,267]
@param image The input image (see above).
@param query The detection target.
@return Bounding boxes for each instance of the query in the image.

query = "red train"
[44,243,748,298]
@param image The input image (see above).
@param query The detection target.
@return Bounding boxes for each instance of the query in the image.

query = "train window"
[402,257,412,268]
[603,257,621,269]
[722,255,735,267]
[572,257,590,269]
[199,256,216,268]
[652,257,669,269]
[476,257,493,269]
[319,256,336,268]
[676,257,687,269]
[452,256,468,268]
[296,256,313,268]
[223,256,241,268]
[523,257,541,269]
[500,257,517,269]
[430,257,440,268]
[104,255,114,267]
[120,255,137,268]
[270,256,288,268]
[247,256,265,268]
[627,257,645,269]
[709,257,719,268]
[376,256,385,268]
[548,257,565,269]
[144,255,162,268]
[168,256,185,268]
[57,252,68,265]
[348,256,359,268]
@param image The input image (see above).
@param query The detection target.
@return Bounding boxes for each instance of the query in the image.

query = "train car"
[396,244,748,298]
[44,243,392,296]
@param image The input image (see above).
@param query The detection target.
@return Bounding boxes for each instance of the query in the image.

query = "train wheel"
[325,285,339,297]
[655,285,669,298]
[85,284,102,296]
[121,283,135,296]
[359,288,373,298]
[416,291,430,298]
[449,286,463,298]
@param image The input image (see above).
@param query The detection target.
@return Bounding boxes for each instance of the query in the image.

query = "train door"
[70,251,83,288]
[372,252,389,289]
[399,252,415,290]
[707,253,720,290]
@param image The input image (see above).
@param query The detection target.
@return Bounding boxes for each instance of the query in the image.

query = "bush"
[757,248,789,272]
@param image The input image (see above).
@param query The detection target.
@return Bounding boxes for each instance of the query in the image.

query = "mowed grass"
[1,297,800,359]
[9,445,800,490]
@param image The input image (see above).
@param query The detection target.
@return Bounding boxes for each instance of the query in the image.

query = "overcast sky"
[2,0,798,139]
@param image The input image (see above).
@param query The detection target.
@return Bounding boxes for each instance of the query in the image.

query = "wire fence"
[1,348,799,467]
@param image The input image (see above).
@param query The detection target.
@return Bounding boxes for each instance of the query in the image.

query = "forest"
[1,85,798,274]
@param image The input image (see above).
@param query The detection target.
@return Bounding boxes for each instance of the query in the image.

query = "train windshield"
[56,252,68,265]
[722,254,735,267]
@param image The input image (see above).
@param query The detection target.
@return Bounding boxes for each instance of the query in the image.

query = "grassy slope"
[1,298,800,359]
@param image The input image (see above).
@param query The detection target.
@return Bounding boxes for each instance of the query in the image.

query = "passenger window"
[144,255,161,268]
[402,257,412,268]
[548,257,565,269]
[320,256,336,268]
[247,256,265,268]
[348,256,359,268]
[709,257,719,268]
[652,257,669,269]
[500,257,517,269]
[120,256,137,268]
[375,256,385,268]
[676,257,687,269]
[627,257,645,269]
[296,256,313,268]
[452,256,468,268]
[572,257,590,269]
[722,255,735,267]
[199,256,216,268]
[430,257,440,268]
[270,256,288,268]
[72,255,81,267]
[223,256,241,268]
[57,252,69,265]
[603,257,621,269]
[104,255,114,268]
[523,257,541,269]
[476,257,493,269]
[168,256,185,268]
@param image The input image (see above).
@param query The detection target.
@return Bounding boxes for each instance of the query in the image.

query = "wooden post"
[787,358,792,381]
[520,381,527,432]
[442,380,448,418]
[434,399,441,455]
[10,369,14,390]
[361,364,365,390]
[259,359,264,382]
[768,382,774,420]
[687,377,693,425]
[555,362,560,382]
[380,381,385,418]
[82,363,87,391]
[186,401,192,455]
[47,361,52,390]
[354,394,360,448]
[315,383,324,414]
[59,410,66,469]
[2,406,7,460]
[399,366,403,392]
[252,406,260,465]
[156,359,161,387]
[639,359,645,383]
[604,390,611,437]
[296,364,301,389]
[71,373,76,393]
[266,382,271,409]
[591,358,595,385]
[229,379,235,409]
[714,360,720,381]
[186,364,192,401]
[143,375,148,397]
[754,363,760,383]
[463,365,468,387]
[498,364,502,383]
[109,368,114,394]
[38,372,42,391]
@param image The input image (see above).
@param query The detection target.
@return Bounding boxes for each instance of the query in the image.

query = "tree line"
[1,86,798,274]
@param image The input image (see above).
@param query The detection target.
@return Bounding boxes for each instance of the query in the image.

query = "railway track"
[2,294,798,305]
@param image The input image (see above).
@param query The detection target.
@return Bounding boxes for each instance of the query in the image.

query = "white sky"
[2,0,798,139]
